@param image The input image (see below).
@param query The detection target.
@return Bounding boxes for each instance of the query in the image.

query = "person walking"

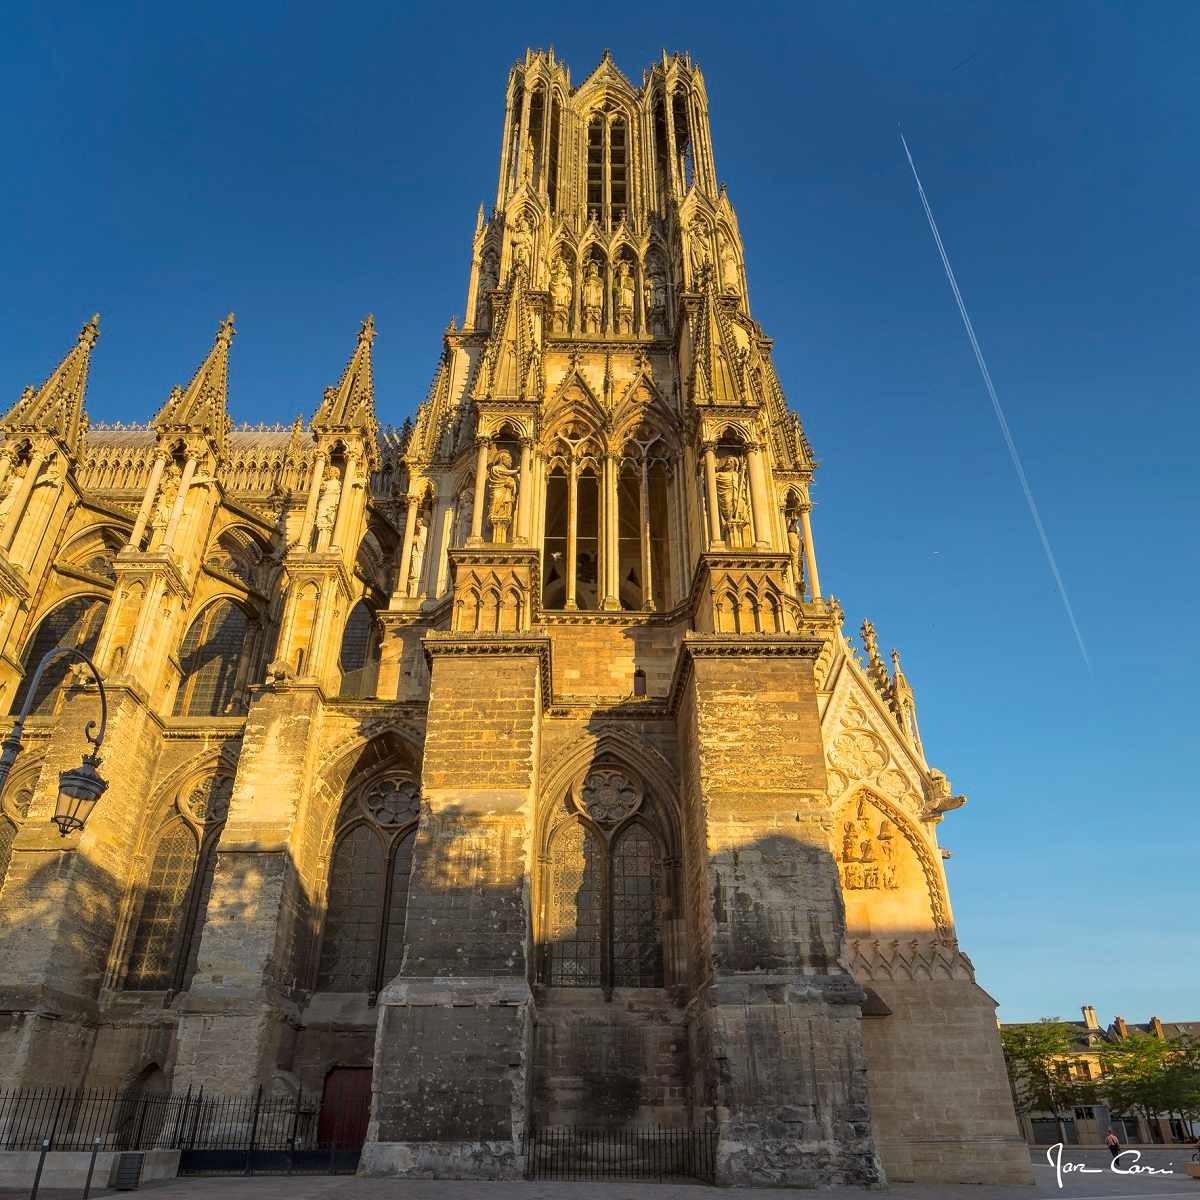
[1105,1128,1121,1160]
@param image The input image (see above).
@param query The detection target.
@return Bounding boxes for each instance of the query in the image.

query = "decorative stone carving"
[314,466,341,540]
[614,260,635,335]
[363,777,421,826]
[646,260,667,335]
[582,260,603,333]
[486,450,519,543]
[184,775,234,823]
[577,767,641,826]
[407,516,427,595]
[550,257,572,333]
[510,214,532,272]
[0,461,25,532]
[714,455,749,545]
[476,250,498,329]
[719,233,740,296]
[838,798,898,891]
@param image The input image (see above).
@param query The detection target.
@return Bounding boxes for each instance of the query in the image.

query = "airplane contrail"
[899,130,1090,669]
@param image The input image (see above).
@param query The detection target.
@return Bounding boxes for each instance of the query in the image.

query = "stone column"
[678,638,879,1187]
[468,438,490,545]
[564,456,578,610]
[361,636,542,1179]
[298,450,327,551]
[515,439,532,543]
[702,444,722,548]
[127,452,167,550]
[397,495,419,594]
[639,457,654,611]
[330,451,359,551]
[161,456,197,551]
[0,449,45,553]
[746,443,772,549]
[0,449,13,494]
[799,503,822,601]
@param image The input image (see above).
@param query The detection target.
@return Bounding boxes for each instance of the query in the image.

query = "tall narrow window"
[653,91,670,206]
[527,85,545,190]
[542,468,569,610]
[316,774,420,993]
[539,765,671,991]
[174,601,251,717]
[11,597,108,715]
[672,89,693,191]
[338,601,378,699]
[586,116,604,221]
[609,117,628,222]
[548,97,562,213]
[125,822,200,990]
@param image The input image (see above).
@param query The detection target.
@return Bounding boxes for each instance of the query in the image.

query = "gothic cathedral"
[0,51,1029,1186]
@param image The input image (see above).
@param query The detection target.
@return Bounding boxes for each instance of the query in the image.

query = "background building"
[0,50,1029,1186]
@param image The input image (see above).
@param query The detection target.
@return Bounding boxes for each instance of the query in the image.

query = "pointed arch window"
[338,601,379,699]
[11,596,108,715]
[539,764,672,990]
[122,775,233,991]
[0,783,33,897]
[316,773,420,994]
[173,600,253,717]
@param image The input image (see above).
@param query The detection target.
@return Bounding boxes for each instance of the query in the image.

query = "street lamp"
[0,647,108,836]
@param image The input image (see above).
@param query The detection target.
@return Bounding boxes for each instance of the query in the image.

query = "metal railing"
[524,1125,718,1183]
[0,1084,368,1175]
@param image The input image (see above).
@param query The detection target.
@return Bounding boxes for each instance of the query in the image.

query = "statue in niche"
[646,262,667,335]
[714,455,748,544]
[522,134,535,186]
[149,463,181,548]
[614,260,636,335]
[454,489,474,547]
[475,252,498,329]
[689,221,711,283]
[786,513,805,596]
[582,261,604,333]
[720,234,741,296]
[407,516,427,596]
[510,215,532,273]
[486,450,519,543]
[314,465,342,548]
[0,458,28,533]
[550,257,572,333]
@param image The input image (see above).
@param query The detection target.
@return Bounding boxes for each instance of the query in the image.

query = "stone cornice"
[667,631,825,714]
[422,630,553,709]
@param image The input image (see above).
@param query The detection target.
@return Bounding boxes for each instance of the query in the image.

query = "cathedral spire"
[153,314,235,458]
[311,315,380,468]
[1,314,100,459]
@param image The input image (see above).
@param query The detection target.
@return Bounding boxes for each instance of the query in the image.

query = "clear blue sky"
[2,3,1196,1022]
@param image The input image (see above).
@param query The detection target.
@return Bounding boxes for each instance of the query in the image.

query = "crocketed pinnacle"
[311,315,380,468]
[1,314,101,459]
[153,314,235,457]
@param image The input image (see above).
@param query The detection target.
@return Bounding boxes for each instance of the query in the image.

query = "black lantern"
[0,648,108,837]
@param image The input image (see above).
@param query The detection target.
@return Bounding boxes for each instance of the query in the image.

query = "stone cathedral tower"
[0,51,1029,1187]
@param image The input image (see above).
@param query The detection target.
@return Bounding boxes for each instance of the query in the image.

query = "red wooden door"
[318,1067,372,1148]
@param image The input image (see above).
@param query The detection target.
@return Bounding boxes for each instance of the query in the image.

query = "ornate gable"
[153,314,235,458]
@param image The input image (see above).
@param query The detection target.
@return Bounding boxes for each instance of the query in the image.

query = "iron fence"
[524,1125,718,1183]
[0,1085,368,1175]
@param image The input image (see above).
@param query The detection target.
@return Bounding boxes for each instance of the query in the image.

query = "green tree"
[1001,1018,1090,1143]
[1101,1032,1178,1138]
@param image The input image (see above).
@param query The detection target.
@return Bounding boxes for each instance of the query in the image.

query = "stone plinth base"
[358,1140,524,1179]
[0,1150,179,1189]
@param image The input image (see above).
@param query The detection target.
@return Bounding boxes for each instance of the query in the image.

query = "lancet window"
[173,600,256,717]
[338,601,380,699]
[121,775,233,991]
[315,773,420,994]
[539,763,674,991]
[10,596,108,715]
[584,104,633,228]
[0,781,34,896]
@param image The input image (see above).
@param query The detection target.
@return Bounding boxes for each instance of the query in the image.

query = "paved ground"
[5,1149,1197,1200]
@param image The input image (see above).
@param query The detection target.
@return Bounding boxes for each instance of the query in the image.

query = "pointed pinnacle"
[80,313,101,348]
[360,313,377,343]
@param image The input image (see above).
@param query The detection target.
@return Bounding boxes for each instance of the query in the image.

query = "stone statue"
[475,252,498,329]
[407,516,427,596]
[615,260,635,335]
[510,215,532,272]
[550,257,572,333]
[315,466,341,547]
[841,821,858,863]
[149,464,180,547]
[0,460,27,532]
[582,261,604,333]
[522,134,535,185]
[486,449,519,542]
[787,516,805,596]
[454,489,474,547]
[714,455,743,540]
[646,263,667,335]
[720,235,741,295]
[689,222,711,283]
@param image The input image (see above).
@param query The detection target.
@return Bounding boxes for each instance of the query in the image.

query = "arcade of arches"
[0,49,1028,1191]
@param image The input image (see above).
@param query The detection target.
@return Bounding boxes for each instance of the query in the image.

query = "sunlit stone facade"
[0,50,1029,1187]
